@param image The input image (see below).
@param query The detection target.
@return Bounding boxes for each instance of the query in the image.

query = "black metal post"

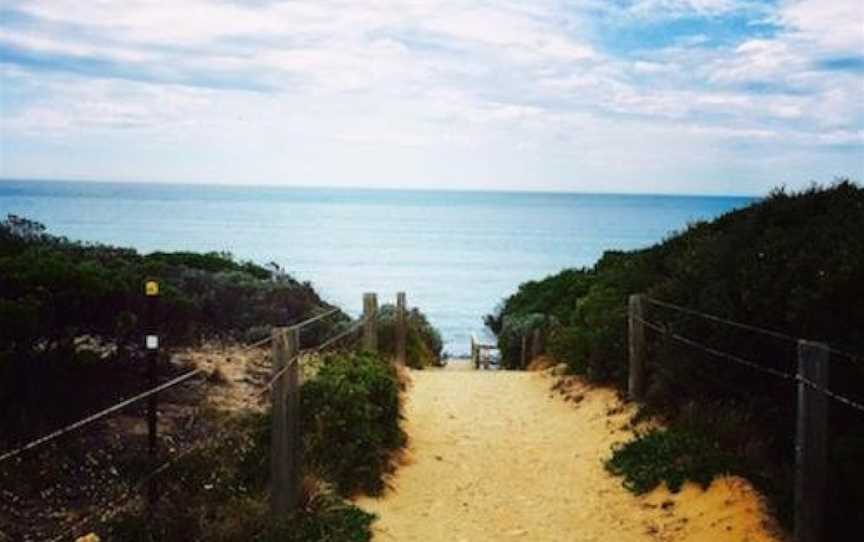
[144,280,160,512]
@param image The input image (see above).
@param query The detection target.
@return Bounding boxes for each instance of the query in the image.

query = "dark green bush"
[605,428,736,494]
[546,326,591,374]
[0,215,343,438]
[375,304,442,368]
[260,500,375,542]
[301,351,405,495]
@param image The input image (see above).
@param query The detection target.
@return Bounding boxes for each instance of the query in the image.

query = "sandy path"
[356,364,780,542]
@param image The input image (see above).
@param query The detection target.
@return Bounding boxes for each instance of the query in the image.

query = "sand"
[355,363,781,542]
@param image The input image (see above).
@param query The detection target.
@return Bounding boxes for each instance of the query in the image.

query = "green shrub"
[260,499,375,542]
[546,326,590,374]
[301,351,405,495]
[375,304,442,368]
[496,312,550,369]
[110,494,373,542]
[605,428,736,494]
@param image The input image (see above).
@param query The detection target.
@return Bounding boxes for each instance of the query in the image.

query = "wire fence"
[637,296,864,412]
[643,297,862,366]
[241,307,341,352]
[0,302,363,541]
[260,316,368,395]
[630,295,864,542]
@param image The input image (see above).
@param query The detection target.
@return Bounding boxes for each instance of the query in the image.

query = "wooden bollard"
[628,294,646,402]
[531,327,544,359]
[363,293,378,353]
[520,334,528,369]
[794,340,829,542]
[470,335,477,369]
[270,327,300,516]
[396,292,407,366]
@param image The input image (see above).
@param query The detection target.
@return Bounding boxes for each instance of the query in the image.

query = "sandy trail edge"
[355,365,781,542]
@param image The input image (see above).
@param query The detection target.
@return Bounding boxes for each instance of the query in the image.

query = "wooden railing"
[470,333,496,369]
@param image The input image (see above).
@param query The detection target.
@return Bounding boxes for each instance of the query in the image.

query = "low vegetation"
[106,415,376,541]
[0,215,343,439]
[606,427,735,494]
[107,350,404,541]
[487,180,864,535]
[301,351,406,495]
[376,303,443,368]
[0,217,419,540]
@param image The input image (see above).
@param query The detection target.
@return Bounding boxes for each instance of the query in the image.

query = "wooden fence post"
[531,328,544,359]
[396,292,407,366]
[795,340,829,542]
[520,334,528,369]
[471,335,478,370]
[628,294,646,402]
[270,327,301,516]
[363,293,378,353]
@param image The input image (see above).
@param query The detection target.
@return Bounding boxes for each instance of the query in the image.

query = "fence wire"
[644,297,800,343]
[0,368,204,465]
[241,307,341,352]
[797,375,864,413]
[632,312,864,413]
[644,296,863,366]
[1,305,352,540]
[259,316,368,395]
[47,431,227,542]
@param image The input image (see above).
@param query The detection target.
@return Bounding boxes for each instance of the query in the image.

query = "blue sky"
[0,0,862,195]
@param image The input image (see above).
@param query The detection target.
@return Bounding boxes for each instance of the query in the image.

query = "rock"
[551,363,568,376]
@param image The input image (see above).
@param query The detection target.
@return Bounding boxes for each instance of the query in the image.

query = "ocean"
[0,180,754,355]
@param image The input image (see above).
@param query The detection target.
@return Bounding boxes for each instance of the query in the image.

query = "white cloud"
[778,0,864,52]
[0,0,861,193]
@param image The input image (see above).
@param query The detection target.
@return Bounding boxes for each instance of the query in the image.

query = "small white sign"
[146,335,159,350]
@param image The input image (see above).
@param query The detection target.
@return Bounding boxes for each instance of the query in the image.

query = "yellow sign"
[145,281,159,296]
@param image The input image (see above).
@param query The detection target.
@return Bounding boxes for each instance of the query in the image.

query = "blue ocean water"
[0,180,754,355]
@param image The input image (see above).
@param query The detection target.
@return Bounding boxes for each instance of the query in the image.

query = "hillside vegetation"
[0,216,425,541]
[0,215,345,440]
[486,181,864,536]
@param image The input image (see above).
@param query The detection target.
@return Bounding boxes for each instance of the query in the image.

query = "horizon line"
[0,176,772,199]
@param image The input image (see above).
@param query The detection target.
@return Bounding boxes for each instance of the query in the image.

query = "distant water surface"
[0,180,754,354]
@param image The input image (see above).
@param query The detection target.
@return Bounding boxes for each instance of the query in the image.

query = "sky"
[0,0,862,195]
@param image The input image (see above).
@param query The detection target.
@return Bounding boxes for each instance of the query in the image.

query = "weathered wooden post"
[531,327,544,359]
[795,340,829,542]
[470,335,477,369]
[144,279,160,512]
[520,334,528,369]
[396,292,407,366]
[363,293,378,353]
[628,294,646,402]
[270,327,301,516]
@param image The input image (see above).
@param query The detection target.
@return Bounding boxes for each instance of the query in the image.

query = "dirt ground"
[356,362,781,542]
